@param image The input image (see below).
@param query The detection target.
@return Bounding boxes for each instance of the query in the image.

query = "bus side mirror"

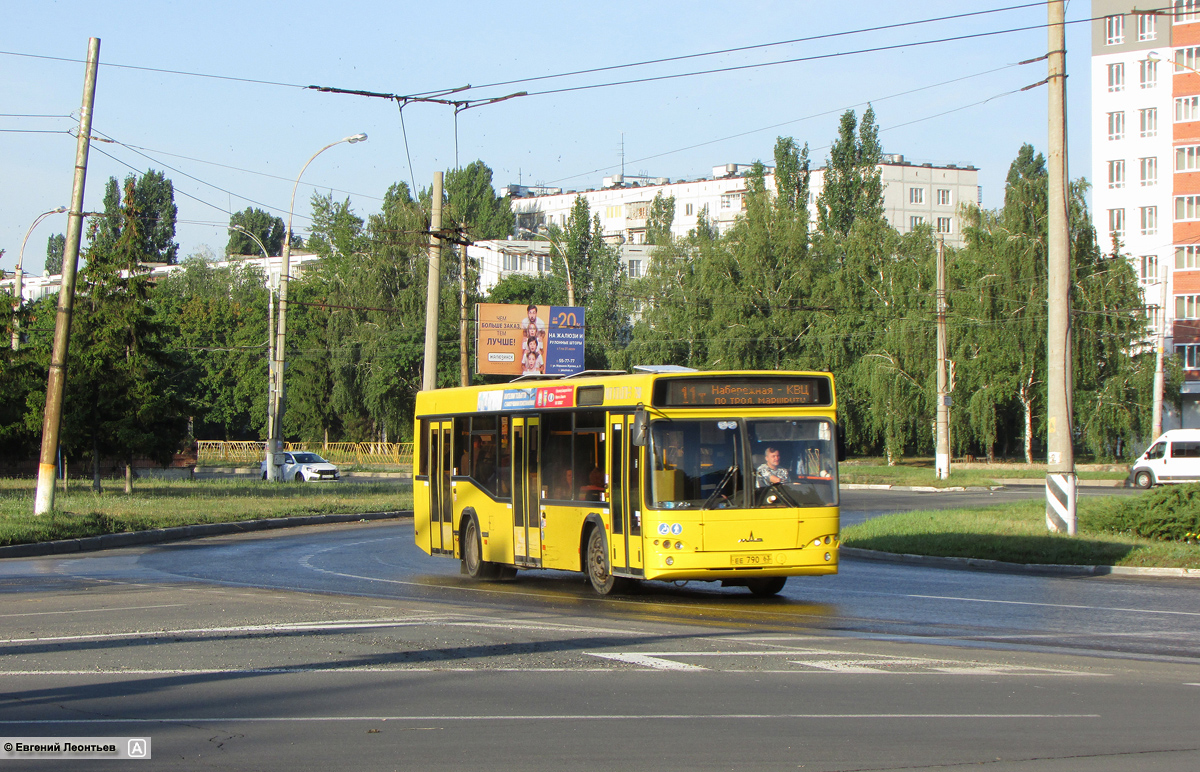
[631,407,648,447]
[836,422,846,462]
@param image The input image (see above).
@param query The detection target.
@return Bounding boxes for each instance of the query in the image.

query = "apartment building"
[508,156,980,250]
[1092,0,1200,425]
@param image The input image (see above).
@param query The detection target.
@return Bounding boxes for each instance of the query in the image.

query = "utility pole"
[422,172,444,391]
[1045,0,1076,535]
[34,37,100,515]
[1152,264,1167,438]
[935,236,950,480]
[459,238,469,387]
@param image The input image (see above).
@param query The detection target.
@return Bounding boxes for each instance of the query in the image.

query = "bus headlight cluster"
[654,539,685,550]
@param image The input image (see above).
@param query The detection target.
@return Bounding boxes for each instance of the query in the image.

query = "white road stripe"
[904,593,1200,618]
[588,653,707,671]
[0,713,1102,724]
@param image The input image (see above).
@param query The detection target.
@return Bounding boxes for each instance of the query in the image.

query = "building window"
[1141,254,1160,284]
[909,216,925,230]
[1108,111,1126,140]
[1106,14,1125,43]
[1177,145,1200,171]
[909,187,925,204]
[720,192,743,210]
[1109,208,1126,235]
[1177,244,1200,268]
[1177,46,1200,72]
[1177,195,1200,220]
[1140,107,1158,137]
[1177,96,1200,122]
[936,217,952,234]
[628,259,642,278]
[502,253,519,271]
[1140,58,1158,88]
[936,189,951,206]
[1177,0,1200,23]
[1178,344,1200,368]
[1177,295,1200,319]
[685,203,694,216]
[1108,160,1126,188]
[1139,13,1158,40]
[1107,63,1125,91]
[1141,206,1158,235]
[1141,156,1158,185]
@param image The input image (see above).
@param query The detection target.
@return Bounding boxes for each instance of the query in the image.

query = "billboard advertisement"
[476,303,586,376]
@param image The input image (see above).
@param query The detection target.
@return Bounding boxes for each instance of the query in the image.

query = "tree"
[445,161,514,242]
[88,171,179,265]
[62,177,187,491]
[816,106,883,238]
[226,208,285,256]
[645,192,676,246]
[44,233,65,275]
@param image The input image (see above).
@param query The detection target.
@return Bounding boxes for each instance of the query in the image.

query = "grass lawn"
[0,478,413,548]
[842,497,1200,569]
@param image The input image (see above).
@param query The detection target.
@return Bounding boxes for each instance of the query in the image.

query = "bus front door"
[610,415,644,576]
[511,417,542,567]
[427,420,454,556]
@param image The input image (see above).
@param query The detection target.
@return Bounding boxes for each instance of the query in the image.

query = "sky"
[0,1,1095,275]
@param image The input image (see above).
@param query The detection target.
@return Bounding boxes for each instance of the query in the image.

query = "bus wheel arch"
[582,519,629,596]
[460,509,499,580]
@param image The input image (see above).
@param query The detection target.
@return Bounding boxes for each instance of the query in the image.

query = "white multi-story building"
[1092,0,1198,426]
[508,156,980,250]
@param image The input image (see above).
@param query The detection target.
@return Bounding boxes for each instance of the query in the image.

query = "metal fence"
[197,441,413,467]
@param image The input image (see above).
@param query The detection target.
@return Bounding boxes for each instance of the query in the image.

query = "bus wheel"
[585,527,625,595]
[747,577,787,597]
[461,513,498,580]
[1134,470,1154,489]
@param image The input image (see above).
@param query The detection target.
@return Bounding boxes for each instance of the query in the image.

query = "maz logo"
[738,532,763,543]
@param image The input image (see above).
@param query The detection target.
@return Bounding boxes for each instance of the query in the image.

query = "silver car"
[261,452,341,482]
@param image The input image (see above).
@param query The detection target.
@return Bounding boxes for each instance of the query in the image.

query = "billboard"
[476,303,586,376]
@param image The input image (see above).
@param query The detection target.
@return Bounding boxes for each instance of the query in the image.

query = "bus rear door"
[512,416,542,567]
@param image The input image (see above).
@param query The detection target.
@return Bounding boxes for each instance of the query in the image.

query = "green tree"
[88,171,179,265]
[152,257,270,440]
[816,106,883,238]
[645,192,676,246]
[445,161,514,242]
[58,177,187,491]
[226,208,286,256]
[44,233,65,275]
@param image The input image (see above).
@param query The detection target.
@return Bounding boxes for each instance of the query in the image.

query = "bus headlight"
[665,556,674,566]
[824,552,832,561]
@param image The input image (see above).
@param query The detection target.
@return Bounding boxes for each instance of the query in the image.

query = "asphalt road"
[0,487,1196,771]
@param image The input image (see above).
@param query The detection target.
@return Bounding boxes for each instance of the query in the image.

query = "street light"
[11,207,68,351]
[265,133,367,481]
[230,224,277,442]
[534,226,575,306]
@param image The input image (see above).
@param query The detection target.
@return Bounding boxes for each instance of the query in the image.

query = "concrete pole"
[1152,265,1167,438]
[35,38,100,515]
[1045,0,1076,535]
[460,241,469,387]
[935,237,950,480]
[422,172,444,391]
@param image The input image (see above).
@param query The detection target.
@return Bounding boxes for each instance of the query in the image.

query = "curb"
[840,546,1200,579]
[0,511,414,560]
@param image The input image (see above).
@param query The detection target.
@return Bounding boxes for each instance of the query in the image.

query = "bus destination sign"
[655,377,831,408]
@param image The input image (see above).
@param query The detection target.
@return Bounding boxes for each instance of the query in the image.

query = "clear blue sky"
[1,1,1093,274]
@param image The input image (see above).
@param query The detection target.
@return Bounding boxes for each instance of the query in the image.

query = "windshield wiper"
[701,465,738,510]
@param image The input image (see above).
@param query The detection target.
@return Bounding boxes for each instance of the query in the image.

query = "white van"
[1129,429,1200,488]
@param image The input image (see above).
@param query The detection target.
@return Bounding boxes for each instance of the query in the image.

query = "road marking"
[588,653,707,671]
[0,603,185,619]
[0,713,1101,724]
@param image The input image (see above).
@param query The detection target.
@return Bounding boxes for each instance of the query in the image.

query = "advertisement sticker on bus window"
[535,385,575,409]
[501,388,537,410]
[477,390,504,412]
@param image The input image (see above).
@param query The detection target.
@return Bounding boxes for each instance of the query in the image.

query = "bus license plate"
[731,553,773,566]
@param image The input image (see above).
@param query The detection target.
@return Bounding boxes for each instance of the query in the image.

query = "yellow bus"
[413,369,841,596]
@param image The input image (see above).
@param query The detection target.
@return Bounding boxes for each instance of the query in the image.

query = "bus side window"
[454,417,470,476]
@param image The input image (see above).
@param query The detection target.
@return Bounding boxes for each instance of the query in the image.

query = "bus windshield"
[648,417,837,509]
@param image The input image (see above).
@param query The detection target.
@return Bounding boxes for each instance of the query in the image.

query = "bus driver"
[755,446,790,488]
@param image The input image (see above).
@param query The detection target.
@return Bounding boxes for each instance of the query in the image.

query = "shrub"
[1082,485,1200,542]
